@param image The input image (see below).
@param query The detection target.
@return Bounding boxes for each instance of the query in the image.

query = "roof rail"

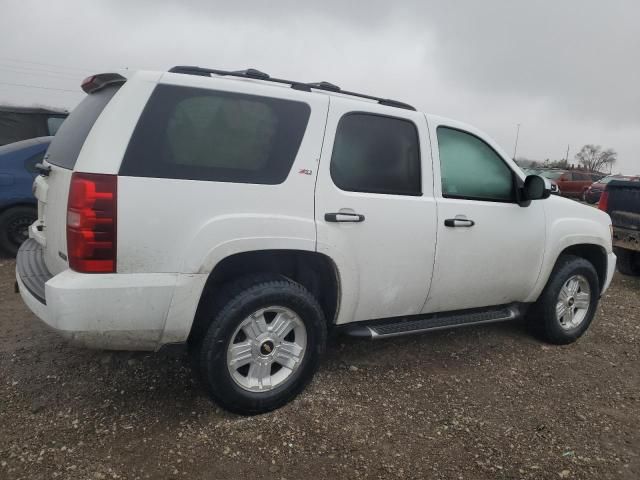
[168,66,416,111]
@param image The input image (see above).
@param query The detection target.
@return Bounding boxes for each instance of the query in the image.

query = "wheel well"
[559,244,607,291]
[188,250,340,342]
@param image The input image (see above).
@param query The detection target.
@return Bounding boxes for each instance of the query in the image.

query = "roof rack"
[168,66,416,111]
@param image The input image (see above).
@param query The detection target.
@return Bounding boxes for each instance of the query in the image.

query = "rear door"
[561,172,589,197]
[315,100,437,324]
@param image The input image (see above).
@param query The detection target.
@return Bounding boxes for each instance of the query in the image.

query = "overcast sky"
[1,0,638,173]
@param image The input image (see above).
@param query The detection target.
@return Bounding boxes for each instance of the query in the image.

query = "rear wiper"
[35,163,51,176]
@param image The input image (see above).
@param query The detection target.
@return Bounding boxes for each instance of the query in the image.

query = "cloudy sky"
[1,0,638,173]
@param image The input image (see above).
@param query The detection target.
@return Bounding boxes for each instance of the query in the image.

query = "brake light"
[67,173,117,273]
[81,73,126,94]
[598,190,609,212]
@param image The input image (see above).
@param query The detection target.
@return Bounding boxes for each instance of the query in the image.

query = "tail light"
[598,190,609,212]
[67,173,117,273]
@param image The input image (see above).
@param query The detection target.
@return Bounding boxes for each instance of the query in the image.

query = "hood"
[546,194,611,226]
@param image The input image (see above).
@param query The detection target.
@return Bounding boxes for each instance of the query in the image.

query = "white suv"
[16,66,616,414]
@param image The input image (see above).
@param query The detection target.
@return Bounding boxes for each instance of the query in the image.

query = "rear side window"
[120,85,311,184]
[330,113,421,196]
[46,86,120,169]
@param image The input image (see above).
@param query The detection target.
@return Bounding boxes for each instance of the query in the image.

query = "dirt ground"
[1,258,638,480]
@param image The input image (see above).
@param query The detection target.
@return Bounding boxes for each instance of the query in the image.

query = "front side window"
[437,127,514,202]
[121,85,311,184]
[330,113,421,195]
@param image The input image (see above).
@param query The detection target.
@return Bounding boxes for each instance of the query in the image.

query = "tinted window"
[120,85,311,184]
[330,113,421,195]
[46,116,66,135]
[540,171,564,180]
[570,172,589,181]
[437,127,513,202]
[46,86,120,169]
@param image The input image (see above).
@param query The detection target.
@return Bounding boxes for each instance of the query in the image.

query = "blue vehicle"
[0,136,51,256]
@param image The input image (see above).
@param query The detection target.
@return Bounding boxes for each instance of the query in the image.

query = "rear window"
[120,84,311,184]
[45,86,120,169]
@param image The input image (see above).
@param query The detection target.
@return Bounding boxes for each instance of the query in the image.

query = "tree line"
[517,145,617,173]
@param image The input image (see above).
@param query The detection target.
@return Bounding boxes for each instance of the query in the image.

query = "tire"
[197,274,327,415]
[528,254,600,345]
[615,247,640,276]
[0,206,37,257]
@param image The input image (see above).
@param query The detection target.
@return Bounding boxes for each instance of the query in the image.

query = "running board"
[342,305,521,339]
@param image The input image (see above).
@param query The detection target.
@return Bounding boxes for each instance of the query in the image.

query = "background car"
[584,174,640,203]
[0,136,51,256]
[539,170,598,199]
[0,106,66,146]
[521,167,560,194]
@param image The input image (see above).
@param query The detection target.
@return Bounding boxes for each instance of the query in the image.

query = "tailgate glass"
[45,85,120,170]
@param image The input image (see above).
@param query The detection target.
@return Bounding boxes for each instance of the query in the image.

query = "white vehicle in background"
[16,66,615,414]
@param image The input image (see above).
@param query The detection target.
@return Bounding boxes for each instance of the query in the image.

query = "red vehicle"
[584,175,640,203]
[539,170,600,199]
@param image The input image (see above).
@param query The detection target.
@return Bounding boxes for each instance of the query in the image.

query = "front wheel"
[198,275,327,415]
[528,255,600,344]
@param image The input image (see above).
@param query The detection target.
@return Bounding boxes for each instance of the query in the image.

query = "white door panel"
[315,99,438,324]
[424,115,546,313]
[423,199,545,313]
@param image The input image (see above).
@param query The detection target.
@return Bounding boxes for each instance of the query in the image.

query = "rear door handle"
[444,218,475,227]
[325,212,365,223]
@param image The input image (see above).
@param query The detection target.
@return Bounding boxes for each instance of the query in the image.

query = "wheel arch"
[558,244,607,291]
[187,249,341,344]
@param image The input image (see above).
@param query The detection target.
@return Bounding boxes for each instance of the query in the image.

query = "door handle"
[444,218,475,227]
[325,212,365,223]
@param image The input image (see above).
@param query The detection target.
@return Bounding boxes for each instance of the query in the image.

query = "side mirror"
[523,175,551,201]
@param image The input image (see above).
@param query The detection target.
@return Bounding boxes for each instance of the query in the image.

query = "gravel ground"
[1,258,639,480]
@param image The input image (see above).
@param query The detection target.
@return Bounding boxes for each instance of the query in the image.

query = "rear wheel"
[0,206,37,257]
[529,255,600,344]
[615,247,640,276]
[197,274,327,415]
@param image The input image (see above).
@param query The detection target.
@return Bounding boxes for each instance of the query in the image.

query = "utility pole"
[565,144,570,162]
[512,123,521,160]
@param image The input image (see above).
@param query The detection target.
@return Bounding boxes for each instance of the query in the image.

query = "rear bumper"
[16,239,182,350]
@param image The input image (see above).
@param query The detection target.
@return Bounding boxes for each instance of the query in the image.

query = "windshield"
[539,171,564,180]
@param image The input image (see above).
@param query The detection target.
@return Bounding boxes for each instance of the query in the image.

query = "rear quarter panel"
[116,74,330,274]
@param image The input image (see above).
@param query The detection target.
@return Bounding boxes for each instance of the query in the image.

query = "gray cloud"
[1,0,638,172]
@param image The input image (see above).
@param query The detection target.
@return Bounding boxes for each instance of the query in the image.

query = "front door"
[423,119,546,313]
[315,100,438,324]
